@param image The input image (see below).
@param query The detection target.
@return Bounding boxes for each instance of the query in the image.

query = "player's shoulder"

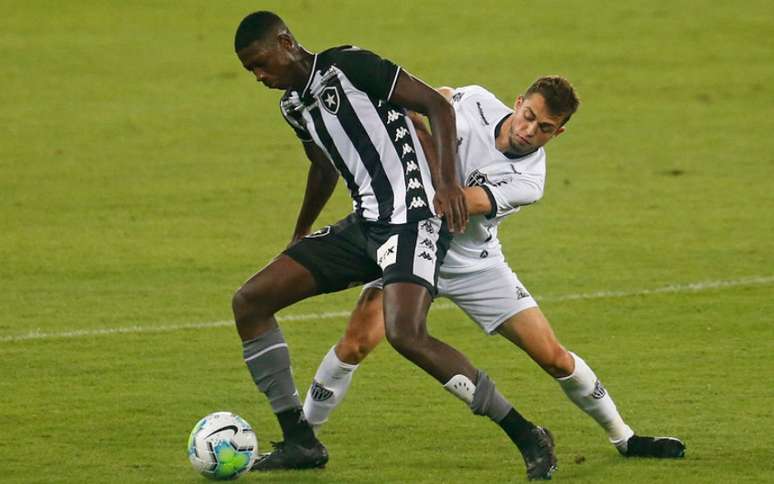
[452,85,509,114]
[450,85,499,104]
[517,146,547,172]
[451,85,510,128]
[319,45,381,67]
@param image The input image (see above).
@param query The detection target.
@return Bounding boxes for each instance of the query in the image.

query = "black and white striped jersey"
[279,46,436,224]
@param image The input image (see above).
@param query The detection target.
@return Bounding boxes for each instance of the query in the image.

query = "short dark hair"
[525,76,580,126]
[234,11,285,52]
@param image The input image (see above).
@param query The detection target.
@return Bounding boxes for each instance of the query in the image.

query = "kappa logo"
[310,381,334,402]
[386,109,402,123]
[409,197,427,209]
[420,220,435,233]
[419,238,435,250]
[591,379,607,400]
[394,127,409,141]
[515,286,530,300]
[407,177,422,190]
[452,91,464,103]
[406,160,418,172]
[319,86,340,115]
[401,143,414,157]
[417,251,434,261]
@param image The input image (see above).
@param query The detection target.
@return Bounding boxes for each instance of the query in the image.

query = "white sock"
[302,346,359,429]
[557,352,634,446]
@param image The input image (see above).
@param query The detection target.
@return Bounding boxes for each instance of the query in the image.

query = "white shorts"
[362,261,537,335]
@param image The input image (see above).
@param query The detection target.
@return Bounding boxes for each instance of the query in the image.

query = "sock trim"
[554,351,579,382]
[331,346,360,371]
[244,342,288,362]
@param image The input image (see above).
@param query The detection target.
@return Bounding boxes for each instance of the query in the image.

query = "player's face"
[506,94,566,155]
[237,38,296,90]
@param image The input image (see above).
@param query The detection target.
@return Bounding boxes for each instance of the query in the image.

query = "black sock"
[498,408,536,449]
[276,408,317,447]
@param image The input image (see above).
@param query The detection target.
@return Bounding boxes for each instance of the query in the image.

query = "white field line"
[1,275,772,344]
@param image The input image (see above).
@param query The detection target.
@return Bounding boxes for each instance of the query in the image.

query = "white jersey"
[441,85,546,273]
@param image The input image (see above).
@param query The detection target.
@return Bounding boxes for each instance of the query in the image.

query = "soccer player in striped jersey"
[232,11,556,478]
[302,78,686,476]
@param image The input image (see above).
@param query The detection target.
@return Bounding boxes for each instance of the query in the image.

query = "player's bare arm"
[289,142,339,245]
[389,72,468,232]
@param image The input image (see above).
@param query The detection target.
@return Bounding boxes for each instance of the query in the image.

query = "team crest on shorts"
[306,226,331,238]
[319,86,340,115]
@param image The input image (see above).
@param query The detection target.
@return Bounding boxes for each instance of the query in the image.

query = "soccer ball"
[187,412,258,480]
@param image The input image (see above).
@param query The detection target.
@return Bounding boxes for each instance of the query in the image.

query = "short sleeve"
[330,46,401,101]
[483,172,545,219]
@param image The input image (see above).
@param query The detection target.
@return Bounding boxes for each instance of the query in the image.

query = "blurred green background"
[1,1,772,482]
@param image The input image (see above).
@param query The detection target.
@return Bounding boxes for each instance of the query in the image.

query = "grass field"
[2,1,773,482]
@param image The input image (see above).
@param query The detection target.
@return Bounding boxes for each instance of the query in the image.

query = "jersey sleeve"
[330,46,401,101]
[481,171,545,219]
[279,93,313,142]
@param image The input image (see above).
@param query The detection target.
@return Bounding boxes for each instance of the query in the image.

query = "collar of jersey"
[300,54,319,98]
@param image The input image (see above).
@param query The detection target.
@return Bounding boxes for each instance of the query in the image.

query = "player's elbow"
[425,91,455,122]
[515,184,544,206]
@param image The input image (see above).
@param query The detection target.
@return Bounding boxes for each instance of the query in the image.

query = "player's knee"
[384,320,426,358]
[336,338,372,364]
[541,345,574,378]
[232,282,272,325]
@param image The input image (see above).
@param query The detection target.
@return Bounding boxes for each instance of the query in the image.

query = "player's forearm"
[292,160,338,239]
[464,187,494,216]
[407,111,442,188]
[425,99,459,187]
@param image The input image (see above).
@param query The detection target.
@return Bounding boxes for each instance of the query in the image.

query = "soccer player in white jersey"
[302,77,686,469]
[232,11,558,480]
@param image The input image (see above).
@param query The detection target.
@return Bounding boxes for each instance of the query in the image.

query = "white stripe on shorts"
[412,218,442,285]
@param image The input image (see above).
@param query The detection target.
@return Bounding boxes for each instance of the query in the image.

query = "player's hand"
[434,182,468,233]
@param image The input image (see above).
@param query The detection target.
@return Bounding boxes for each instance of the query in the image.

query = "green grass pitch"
[1,1,773,482]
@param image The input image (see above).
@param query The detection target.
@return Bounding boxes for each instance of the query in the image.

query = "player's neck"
[494,116,513,154]
[291,49,316,91]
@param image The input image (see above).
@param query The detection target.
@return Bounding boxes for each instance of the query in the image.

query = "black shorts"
[284,213,451,296]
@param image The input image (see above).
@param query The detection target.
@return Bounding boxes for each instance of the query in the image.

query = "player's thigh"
[234,254,318,315]
[496,307,561,356]
[443,263,537,335]
[382,281,433,343]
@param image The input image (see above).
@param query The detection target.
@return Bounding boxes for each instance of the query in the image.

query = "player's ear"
[277,32,295,50]
[513,96,524,110]
[554,126,566,137]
